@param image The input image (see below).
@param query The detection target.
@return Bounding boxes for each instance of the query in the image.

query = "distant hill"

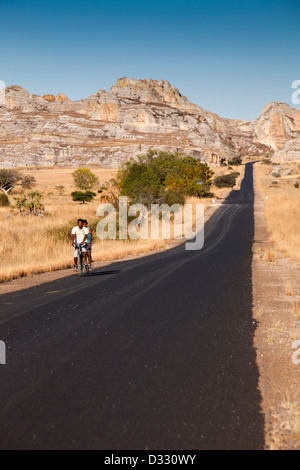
[0,77,299,168]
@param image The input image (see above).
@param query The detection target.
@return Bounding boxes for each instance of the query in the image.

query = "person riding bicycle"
[71,219,89,271]
[83,219,93,271]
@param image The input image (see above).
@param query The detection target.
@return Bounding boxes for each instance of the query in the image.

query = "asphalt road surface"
[0,163,265,450]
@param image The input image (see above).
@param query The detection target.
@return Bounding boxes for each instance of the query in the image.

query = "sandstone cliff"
[272,135,300,162]
[0,78,299,168]
[252,102,300,152]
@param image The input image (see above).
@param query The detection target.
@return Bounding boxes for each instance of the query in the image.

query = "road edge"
[252,164,300,450]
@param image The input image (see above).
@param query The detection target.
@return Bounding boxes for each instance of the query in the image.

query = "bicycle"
[74,244,89,276]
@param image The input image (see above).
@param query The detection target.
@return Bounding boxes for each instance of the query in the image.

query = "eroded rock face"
[0,79,298,168]
[42,94,56,102]
[272,136,300,162]
[252,102,300,152]
[56,94,68,101]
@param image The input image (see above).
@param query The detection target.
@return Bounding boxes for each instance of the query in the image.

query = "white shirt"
[72,226,89,245]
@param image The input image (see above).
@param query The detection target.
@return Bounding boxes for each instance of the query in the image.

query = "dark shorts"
[86,243,92,253]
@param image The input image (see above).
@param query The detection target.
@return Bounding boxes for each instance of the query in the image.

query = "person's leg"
[87,246,92,269]
[74,248,78,269]
[82,247,88,265]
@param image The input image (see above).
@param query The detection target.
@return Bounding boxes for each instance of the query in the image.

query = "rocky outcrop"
[252,102,300,152]
[272,136,300,162]
[42,94,56,102]
[56,94,68,101]
[0,79,298,168]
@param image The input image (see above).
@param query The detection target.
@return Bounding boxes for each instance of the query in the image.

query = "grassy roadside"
[0,164,244,283]
[253,166,300,450]
[253,159,300,450]
[254,161,300,264]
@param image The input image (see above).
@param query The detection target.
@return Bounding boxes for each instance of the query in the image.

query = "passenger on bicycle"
[71,219,89,271]
[83,220,93,271]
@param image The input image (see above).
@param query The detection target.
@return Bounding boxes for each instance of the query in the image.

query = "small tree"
[116,150,214,208]
[0,169,21,195]
[71,191,96,204]
[72,169,99,191]
[21,175,37,189]
[0,170,37,194]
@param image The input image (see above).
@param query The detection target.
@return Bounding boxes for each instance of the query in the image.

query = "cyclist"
[71,219,89,271]
[83,219,93,271]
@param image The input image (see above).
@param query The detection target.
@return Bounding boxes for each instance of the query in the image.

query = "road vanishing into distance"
[0,163,265,450]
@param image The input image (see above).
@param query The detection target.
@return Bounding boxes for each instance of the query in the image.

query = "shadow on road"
[87,270,121,277]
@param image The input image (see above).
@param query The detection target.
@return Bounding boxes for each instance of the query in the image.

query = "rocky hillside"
[0,77,299,168]
[252,102,300,159]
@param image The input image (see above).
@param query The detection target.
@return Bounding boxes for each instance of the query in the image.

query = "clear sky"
[0,0,299,120]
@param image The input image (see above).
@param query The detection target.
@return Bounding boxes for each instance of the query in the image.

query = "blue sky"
[0,0,299,120]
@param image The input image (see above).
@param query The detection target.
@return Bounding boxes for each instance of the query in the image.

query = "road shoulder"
[253,175,300,450]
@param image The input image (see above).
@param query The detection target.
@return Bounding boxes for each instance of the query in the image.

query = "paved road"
[0,163,264,450]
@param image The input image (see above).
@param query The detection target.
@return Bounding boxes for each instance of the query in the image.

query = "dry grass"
[255,304,265,320]
[285,281,294,297]
[293,301,300,321]
[0,200,169,282]
[263,244,279,263]
[255,162,300,263]
[0,165,236,283]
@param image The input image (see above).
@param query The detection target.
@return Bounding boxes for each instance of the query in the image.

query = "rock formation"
[56,94,68,101]
[272,135,300,162]
[42,94,56,102]
[0,78,299,168]
[252,102,300,152]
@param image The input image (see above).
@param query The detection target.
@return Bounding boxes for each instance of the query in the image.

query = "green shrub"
[116,150,214,207]
[228,157,242,166]
[213,173,239,188]
[164,189,186,206]
[15,191,44,215]
[71,191,96,203]
[294,182,299,189]
[0,193,9,207]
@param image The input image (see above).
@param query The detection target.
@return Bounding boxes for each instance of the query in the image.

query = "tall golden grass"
[0,165,239,283]
[255,162,300,263]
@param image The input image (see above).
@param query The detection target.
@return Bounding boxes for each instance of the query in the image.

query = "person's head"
[77,219,83,229]
[82,220,88,227]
